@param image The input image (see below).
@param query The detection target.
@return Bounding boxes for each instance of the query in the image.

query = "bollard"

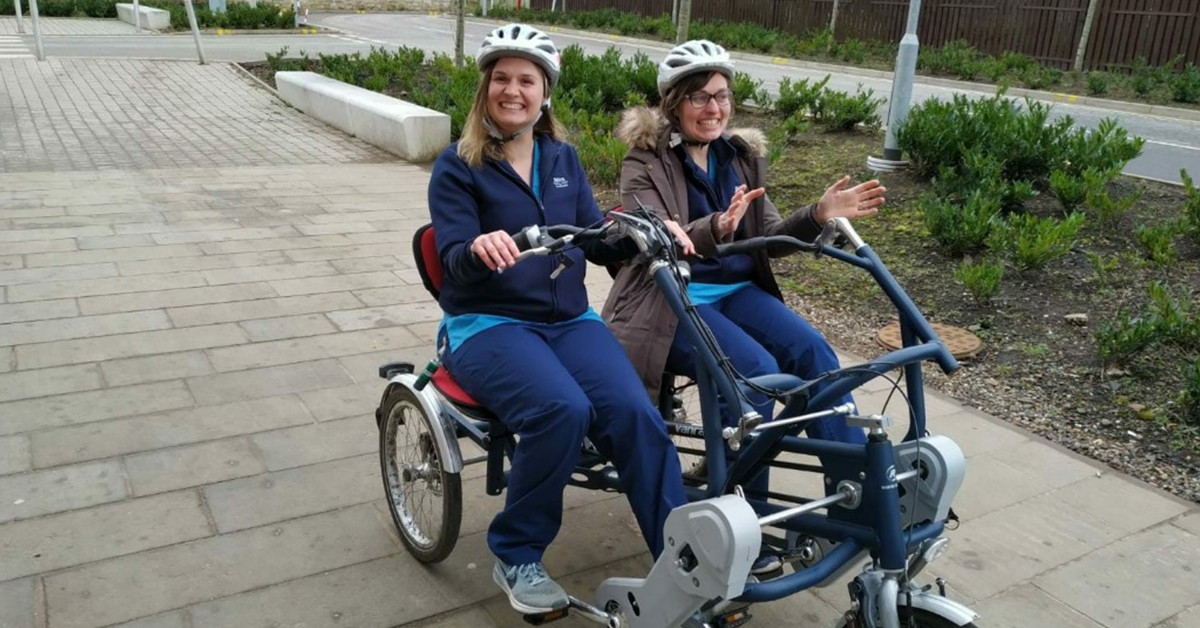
[14,0,25,35]
[132,0,142,33]
[183,0,207,64]
[28,0,45,61]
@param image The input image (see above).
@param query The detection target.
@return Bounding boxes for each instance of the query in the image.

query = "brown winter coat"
[601,107,826,401]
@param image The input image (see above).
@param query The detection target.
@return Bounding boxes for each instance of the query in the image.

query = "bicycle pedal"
[522,607,569,625]
[715,606,753,628]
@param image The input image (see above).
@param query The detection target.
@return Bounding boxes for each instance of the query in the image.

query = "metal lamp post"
[867,0,923,172]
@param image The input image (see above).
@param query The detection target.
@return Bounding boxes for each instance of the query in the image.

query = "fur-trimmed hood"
[615,106,768,159]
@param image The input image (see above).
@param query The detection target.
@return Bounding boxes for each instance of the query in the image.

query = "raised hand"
[717,184,766,237]
[815,176,886,223]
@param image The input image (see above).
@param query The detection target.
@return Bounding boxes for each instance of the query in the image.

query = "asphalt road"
[32,11,1200,184]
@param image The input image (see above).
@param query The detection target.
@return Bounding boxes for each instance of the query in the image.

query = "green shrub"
[558,46,658,112]
[920,190,1002,255]
[732,71,770,109]
[766,114,810,164]
[1170,63,1200,104]
[918,40,980,78]
[1096,311,1161,364]
[954,259,1004,301]
[574,128,627,189]
[1060,118,1145,179]
[773,75,828,118]
[1181,358,1200,424]
[1084,172,1140,232]
[1135,222,1178,266]
[811,85,882,131]
[1019,66,1062,90]
[988,211,1085,271]
[1086,71,1110,95]
[39,0,75,16]
[896,94,1073,184]
[1180,169,1200,244]
[1049,169,1089,211]
[1130,56,1158,96]
[836,39,868,65]
[1086,250,1119,287]
[1095,283,1200,364]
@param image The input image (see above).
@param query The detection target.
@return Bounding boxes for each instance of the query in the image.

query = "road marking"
[1145,139,1200,152]
[0,36,33,59]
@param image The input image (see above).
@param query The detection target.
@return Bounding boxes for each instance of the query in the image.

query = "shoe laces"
[516,562,550,587]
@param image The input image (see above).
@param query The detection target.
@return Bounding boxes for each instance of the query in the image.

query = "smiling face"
[675,72,732,143]
[485,56,547,137]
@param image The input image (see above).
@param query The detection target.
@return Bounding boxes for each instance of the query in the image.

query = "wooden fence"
[520,0,1200,70]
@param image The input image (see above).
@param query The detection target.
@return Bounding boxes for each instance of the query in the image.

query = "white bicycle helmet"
[477,23,562,91]
[657,39,735,97]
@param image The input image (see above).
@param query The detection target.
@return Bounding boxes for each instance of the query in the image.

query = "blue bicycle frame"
[649,218,960,604]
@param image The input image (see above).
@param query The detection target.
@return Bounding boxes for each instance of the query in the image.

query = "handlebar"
[714,235,818,258]
[709,222,959,376]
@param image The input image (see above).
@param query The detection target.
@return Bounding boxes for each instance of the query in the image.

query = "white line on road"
[1145,139,1200,152]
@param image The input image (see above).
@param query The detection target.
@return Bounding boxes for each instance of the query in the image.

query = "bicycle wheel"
[668,385,709,485]
[841,605,980,628]
[379,385,462,563]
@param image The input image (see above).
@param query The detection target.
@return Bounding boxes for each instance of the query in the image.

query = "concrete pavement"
[1,56,1198,628]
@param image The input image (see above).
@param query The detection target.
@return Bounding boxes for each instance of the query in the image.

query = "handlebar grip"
[715,237,768,257]
[511,229,533,253]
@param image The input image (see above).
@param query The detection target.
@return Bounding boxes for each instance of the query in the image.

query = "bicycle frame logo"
[883,465,898,491]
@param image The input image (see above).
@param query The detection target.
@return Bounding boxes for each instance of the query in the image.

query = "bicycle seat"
[431,368,491,415]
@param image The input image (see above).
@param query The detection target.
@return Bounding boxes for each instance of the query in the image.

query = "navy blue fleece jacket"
[428,134,636,322]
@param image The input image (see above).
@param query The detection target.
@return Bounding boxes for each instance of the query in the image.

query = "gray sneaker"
[493,559,569,614]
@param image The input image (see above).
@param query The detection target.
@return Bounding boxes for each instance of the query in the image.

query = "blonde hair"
[457,61,568,168]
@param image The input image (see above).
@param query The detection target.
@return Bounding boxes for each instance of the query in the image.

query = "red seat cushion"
[432,368,487,411]
[414,224,443,299]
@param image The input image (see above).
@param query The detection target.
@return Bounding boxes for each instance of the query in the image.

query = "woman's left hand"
[815,175,886,223]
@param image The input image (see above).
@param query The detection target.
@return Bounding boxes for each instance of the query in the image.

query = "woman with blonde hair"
[427,24,687,614]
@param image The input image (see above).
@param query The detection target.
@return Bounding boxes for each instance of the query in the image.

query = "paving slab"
[0,435,31,476]
[30,396,312,469]
[973,583,1105,628]
[249,415,376,471]
[1036,525,1200,628]
[0,578,37,628]
[42,503,398,628]
[0,380,195,436]
[0,59,389,174]
[0,490,212,581]
[0,460,127,524]
[202,453,378,533]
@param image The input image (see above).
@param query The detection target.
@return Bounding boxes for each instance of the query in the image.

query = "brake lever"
[813,219,840,259]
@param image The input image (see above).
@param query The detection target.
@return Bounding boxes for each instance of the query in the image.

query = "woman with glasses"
[602,40,886,575]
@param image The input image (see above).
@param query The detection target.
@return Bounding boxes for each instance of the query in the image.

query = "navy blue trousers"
[447,319,688,566]
[666,285,866,492]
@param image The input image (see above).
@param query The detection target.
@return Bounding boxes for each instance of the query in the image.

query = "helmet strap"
[488,100,551,144]
[670,131,711,148]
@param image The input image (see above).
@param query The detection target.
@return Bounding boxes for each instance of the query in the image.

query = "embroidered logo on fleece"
[553,177,569,189]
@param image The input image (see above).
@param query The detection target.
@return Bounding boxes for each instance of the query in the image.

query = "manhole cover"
[875,321,983,360]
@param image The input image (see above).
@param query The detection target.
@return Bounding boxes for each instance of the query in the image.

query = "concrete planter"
[116,3,171,31]
[275,71,450,163]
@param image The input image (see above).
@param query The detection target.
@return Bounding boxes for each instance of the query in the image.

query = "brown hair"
[457,61,567,168]
[659,71,733,128]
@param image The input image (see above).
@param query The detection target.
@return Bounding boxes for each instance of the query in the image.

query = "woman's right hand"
[716,184,766,238]
[471,230,522,272]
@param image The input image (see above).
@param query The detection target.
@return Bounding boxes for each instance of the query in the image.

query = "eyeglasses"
[686,89,734,108]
